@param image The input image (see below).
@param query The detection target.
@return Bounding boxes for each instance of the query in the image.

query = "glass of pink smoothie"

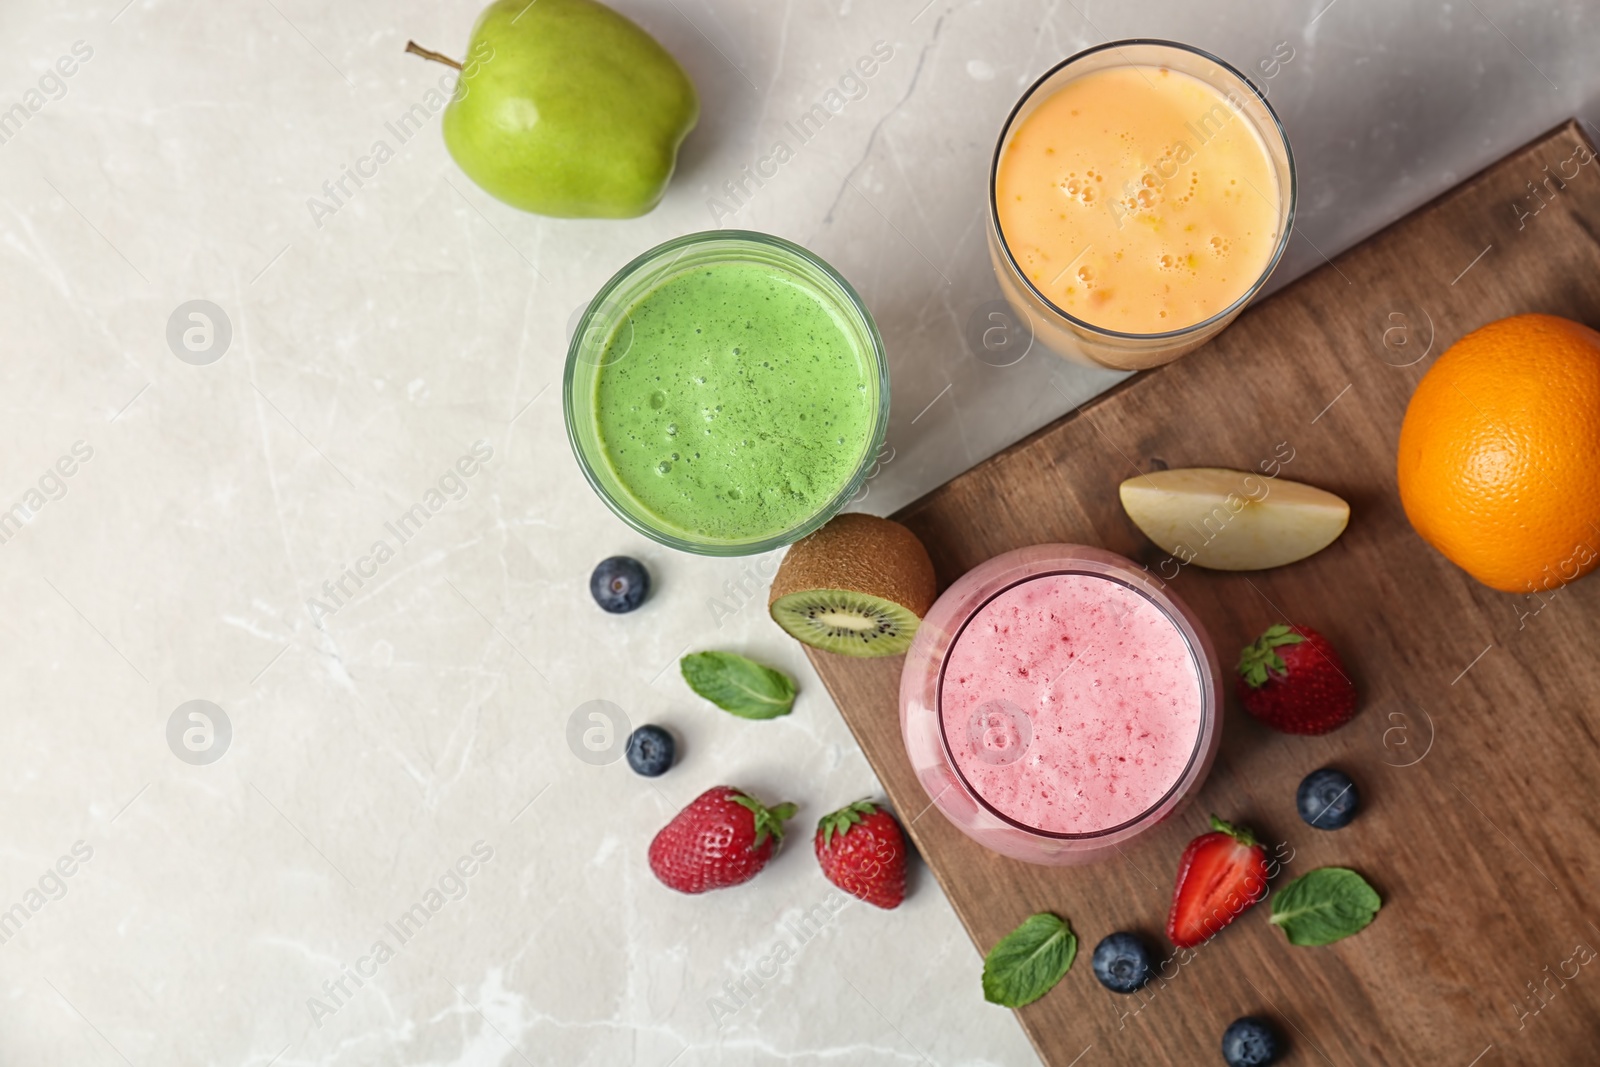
[899,545,1221,864]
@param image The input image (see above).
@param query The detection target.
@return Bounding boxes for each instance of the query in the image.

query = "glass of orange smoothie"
[989,41,1295,370]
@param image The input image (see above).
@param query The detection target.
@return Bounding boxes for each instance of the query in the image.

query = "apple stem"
[405,40,462,70]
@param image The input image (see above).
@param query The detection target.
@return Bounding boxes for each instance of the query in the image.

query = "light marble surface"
[1,0,1595,1064]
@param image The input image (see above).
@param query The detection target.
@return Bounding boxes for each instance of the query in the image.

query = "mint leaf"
[1269,867,1381,946]
[982,913,1077,1008]
[680,651,796,720]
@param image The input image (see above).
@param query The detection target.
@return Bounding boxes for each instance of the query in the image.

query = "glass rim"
[562,229,891,557]
[988,38,1299,342]
[933,562,1215,841]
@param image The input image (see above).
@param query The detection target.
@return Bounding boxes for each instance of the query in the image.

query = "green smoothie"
[593,259,876,543]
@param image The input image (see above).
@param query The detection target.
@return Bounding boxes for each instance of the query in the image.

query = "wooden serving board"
[808,120,1600,1066]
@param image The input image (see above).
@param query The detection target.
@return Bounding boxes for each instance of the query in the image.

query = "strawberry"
[1166,814,1271,949]
[648,786,796,894]
[1236,624,1357,735]
[814,800,907,910]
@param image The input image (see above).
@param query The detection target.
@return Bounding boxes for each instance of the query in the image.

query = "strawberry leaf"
[818,799,877,848]
[730,794,797,849]
[982,913,1077,1008]
[1237,625,1306,688]
[1208,813,1259,848]
[1259,623,1304,647]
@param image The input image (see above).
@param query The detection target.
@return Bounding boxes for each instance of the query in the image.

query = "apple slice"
[1118,467,1349,571]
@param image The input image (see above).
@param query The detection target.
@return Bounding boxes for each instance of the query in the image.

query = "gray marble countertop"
[2,0,1594,1064]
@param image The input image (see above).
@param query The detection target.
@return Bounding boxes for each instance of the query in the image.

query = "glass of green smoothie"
[565,231,890,556]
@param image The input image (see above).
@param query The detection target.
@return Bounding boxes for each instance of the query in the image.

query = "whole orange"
[1397,313,1600,594]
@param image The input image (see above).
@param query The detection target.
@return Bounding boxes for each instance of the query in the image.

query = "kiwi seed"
[768,513,937,657]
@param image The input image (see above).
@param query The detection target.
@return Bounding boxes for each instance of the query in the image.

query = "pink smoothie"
[938,572,1203,835]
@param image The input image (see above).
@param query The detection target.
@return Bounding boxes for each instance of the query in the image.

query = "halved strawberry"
[1166,815,1270,949]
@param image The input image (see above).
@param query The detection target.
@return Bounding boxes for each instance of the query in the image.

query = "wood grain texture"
[807,121,1600,1066]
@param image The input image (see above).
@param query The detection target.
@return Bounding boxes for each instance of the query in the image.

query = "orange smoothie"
[995,65,1282,333]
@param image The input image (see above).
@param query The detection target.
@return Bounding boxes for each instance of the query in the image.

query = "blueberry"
[1091,931,1153,994]
[1222,1016,1282,1067]
[1296,767,1359,830]
[591,556,650,613]
[625,725,674,777]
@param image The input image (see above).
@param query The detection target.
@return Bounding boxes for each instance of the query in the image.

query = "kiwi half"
[769,513,937,657]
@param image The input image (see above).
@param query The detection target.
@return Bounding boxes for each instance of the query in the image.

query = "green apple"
[412,0,698,219]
